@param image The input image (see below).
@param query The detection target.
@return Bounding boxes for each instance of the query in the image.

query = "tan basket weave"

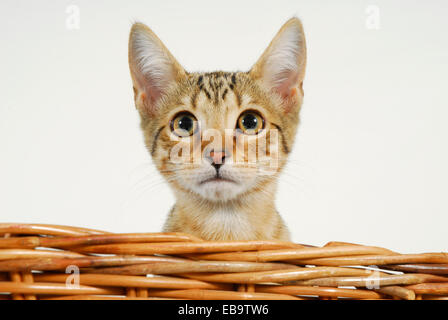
[0,223,447,300]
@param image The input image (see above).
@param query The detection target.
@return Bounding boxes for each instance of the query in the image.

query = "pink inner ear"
[134,69,164,117]
[144,81,162,107]
[140,89,161,117]
[274,71,300,111]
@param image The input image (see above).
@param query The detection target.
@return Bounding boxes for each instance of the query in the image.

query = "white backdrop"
[1,0,447,253]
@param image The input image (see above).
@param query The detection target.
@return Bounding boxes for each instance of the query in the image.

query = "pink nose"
[209,150,227,165]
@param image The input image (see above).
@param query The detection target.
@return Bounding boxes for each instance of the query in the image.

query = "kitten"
[128,18,306,241]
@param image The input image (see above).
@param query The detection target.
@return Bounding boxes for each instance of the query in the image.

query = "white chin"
[193,180,246,201]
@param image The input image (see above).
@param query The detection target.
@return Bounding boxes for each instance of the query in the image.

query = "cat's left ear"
[250,18,306,112]
[129,23,186,117]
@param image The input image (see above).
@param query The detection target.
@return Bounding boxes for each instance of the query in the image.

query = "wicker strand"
[0,223,446,300]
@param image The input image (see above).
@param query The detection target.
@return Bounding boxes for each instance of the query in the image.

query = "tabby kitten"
[128,18,306,241]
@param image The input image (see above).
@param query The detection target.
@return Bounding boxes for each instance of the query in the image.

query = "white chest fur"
[197,208,255,241]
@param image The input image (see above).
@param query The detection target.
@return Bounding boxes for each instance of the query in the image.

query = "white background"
[0,0,446,253]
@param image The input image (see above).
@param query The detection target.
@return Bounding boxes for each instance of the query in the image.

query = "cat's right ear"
[129,23,186,117]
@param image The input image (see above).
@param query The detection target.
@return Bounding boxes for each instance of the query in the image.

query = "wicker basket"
[0,223,447,300]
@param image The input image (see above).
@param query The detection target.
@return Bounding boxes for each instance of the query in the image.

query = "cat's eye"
[237,111,265,135]
[170,112,198,137]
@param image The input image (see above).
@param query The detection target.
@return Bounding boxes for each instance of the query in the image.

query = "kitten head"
[128,18,306,202]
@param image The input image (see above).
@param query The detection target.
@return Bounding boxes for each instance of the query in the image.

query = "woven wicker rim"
[0,223,447,300]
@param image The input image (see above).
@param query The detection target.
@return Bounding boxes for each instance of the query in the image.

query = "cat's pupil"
[179,116,193,132]
[242,114,257,129]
